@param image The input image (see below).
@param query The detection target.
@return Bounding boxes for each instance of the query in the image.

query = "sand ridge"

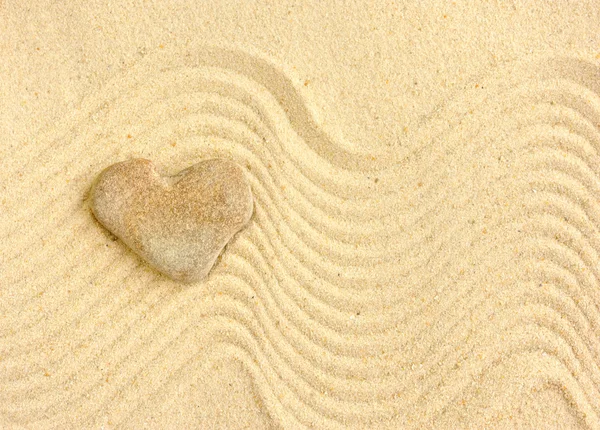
[2,7,600,429]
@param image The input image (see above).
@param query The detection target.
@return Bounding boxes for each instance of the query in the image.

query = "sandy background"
[2,1,600,428]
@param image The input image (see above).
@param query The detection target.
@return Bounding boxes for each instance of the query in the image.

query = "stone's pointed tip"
[89,158,254,283]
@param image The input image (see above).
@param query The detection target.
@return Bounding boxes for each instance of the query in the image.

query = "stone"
[90,158,253,282]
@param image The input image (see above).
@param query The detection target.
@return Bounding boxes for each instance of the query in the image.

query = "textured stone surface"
[90,158,253,282]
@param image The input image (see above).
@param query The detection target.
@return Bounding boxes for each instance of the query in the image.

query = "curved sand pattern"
[1,44,600,428]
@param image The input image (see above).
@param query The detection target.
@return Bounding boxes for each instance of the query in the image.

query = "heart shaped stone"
[90,158,253,282]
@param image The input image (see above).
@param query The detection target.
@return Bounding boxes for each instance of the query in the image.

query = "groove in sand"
[2,46,600,428]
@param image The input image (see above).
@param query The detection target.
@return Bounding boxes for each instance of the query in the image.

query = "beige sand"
[1,1,600,428]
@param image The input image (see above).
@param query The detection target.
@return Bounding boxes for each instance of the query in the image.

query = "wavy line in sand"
[1,46,600,428]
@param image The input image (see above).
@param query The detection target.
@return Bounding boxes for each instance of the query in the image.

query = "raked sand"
[2,1,600,429]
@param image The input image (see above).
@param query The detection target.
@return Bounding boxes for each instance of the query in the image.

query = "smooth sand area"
[1,1,600,428]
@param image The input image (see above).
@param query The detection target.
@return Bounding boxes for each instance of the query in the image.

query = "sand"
[1,1,600,428]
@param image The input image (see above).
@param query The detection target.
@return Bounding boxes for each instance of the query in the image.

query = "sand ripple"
[1,46,599,428]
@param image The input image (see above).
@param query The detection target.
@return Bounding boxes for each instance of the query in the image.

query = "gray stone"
[90,158,253,282]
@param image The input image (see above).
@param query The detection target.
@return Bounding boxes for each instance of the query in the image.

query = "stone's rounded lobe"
[90,158,254,282]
